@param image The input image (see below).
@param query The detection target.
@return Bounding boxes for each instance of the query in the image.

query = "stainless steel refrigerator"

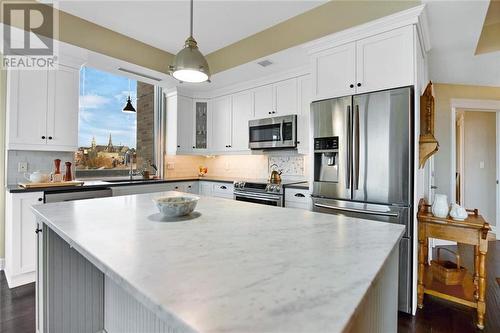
[311,87,413,313]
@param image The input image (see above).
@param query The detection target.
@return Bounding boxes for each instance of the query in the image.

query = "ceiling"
[58,0,325,55]
[424,0,500,87]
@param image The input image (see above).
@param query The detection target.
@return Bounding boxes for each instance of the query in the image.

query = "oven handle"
[234,191,282,201]
[313,203,399,217]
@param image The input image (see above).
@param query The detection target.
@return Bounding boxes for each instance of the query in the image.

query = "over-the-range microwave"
[248,115,297,149]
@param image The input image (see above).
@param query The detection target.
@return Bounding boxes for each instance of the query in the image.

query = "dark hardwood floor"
[0,241,499,333]
[0,272,35,333]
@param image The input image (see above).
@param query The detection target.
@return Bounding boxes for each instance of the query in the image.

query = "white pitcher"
[432,194,449,218]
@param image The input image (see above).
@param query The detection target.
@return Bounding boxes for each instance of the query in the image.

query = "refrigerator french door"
[311,87,414,313]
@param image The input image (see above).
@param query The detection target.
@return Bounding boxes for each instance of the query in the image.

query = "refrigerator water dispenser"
[314,137,339,183]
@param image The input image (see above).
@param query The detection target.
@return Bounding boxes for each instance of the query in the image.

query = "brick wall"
[136,82,154,168]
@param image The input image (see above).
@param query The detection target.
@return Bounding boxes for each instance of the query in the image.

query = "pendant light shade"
[169,0,210,83]
[122,96,136,113]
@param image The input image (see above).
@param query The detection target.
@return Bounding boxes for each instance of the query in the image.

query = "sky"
[79,66,137,148]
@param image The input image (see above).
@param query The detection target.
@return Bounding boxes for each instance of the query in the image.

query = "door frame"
[450,98,500,239]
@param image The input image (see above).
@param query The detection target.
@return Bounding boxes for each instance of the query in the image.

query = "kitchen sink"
[104,178,163,183]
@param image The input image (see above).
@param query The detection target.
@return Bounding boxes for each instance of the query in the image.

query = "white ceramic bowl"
[153,195,199,217]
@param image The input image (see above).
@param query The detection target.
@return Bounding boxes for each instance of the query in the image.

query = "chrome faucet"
[125,150,141,180]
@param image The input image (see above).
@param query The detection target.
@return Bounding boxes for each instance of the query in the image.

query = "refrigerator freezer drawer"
[311,197,411,238]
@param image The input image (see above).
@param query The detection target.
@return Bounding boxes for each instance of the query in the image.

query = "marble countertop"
[32,193,404,333]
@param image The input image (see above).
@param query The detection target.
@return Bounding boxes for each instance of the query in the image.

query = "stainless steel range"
[233,180,283,206]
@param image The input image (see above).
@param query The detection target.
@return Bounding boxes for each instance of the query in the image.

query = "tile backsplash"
[7,150,74,185]
[269,155,304,176]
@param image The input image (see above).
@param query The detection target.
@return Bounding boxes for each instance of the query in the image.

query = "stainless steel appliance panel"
[248,115,297,149]
[311,197,411,237]
[351,87,412,205]
[312,196,412,313]
[311,96,352,200]
[233,190,283,207]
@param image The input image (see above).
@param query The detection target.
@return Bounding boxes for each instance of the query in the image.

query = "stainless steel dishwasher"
[44,187,113,203]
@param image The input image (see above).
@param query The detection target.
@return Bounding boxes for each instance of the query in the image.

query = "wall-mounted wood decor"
[419,82,439,168]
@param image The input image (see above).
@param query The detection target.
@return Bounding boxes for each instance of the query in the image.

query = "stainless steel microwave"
[248,115,297,149]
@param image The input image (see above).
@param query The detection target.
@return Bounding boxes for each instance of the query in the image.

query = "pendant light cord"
[190,0,193,37]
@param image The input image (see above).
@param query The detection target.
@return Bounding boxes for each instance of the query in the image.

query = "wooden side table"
[417,199,491,329]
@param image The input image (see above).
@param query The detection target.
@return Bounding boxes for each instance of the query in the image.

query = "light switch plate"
[18,162,28,172]
[479,161,485,169]
[167,162,175,170]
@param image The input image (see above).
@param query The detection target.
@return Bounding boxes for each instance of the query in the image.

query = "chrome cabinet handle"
[313,203,399,217]
[354,105,360,190]
[294,193,305,198]
[346,105,351,190]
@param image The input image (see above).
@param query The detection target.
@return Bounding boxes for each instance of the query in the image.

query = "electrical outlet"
[167,162,175,170]
[479,161,485,169]
[225,161,230,170]
[18,162,28,172]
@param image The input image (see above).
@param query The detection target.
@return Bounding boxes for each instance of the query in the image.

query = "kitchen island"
[32,192,405,333]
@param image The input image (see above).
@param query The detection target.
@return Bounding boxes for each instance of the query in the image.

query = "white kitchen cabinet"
[46,65,80,150]
[253,84,274,119]
[355,25,414,94]
[312,42,356,100]
[199,181,213,196]
[111,181,198,196]
[211,182,234,199]
[311,25,414,100]
[297,75,312,154]
[274,78,298,115]
[253,78,298,119]
[6,69,49,149]
[5,191,44,288]
[211,96,232,152]
[231,91,253,151]
[284,188,311,210]
[6,65,80,151]
[193,99,209,152]
[177,95,194,152]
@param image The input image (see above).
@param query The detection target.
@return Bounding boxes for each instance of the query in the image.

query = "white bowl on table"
[153,194,199,218]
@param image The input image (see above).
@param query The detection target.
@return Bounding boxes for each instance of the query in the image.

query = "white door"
[297,75,312,154]
[253,84,274,118]
[275,78,298,115]
[211,96,232,151]
[7,69,48,148]
[356,25,414,94]
[177,95,194,152]
[231,91,253,151]
[312,42,356,100]
[46,65,80,150]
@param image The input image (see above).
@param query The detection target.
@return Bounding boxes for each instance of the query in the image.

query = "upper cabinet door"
[46,65,79,150]
[193,100,209,150]
[313,42,356,101]
[253,85,274,119]
[177,96,194,151]
[355,25,414,94]
[275,78,298,115]
[231,91,253,151]
[297,75,312,154]
[7,69,48,148]
[211,96,232,151]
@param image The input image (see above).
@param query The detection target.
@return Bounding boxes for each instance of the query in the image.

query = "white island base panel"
[38,225,399,333]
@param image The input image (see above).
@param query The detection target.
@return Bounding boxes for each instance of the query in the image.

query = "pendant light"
[169,0,210,83]
[122,78,136,113]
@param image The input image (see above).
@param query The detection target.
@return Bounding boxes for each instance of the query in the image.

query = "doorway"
[451,99,500,239]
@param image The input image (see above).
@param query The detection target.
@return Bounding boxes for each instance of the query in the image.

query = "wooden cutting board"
[18,181,84,189]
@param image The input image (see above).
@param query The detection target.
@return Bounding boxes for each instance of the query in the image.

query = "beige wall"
[0,54,6,259]
[433,83,500,205]
[462,111,497,225]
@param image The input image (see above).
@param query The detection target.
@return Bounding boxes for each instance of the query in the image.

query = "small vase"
[432,194,449,218]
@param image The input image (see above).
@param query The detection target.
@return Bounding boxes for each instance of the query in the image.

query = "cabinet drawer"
[285,201,311,210]
[285,188,311,205]
[212,182,234,198]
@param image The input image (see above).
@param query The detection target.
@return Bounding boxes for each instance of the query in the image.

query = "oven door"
[233,191,283,207]
[249,115,296,149]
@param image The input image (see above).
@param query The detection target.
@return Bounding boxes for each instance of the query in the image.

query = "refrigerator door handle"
[346,105,351,189]
[313,203,399,217]
[354,104,360,190]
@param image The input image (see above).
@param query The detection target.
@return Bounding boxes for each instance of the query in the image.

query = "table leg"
[476,250,486,330]
[417,228,425,309]
[474,246,479,301]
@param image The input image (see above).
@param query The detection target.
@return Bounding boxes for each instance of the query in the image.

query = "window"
[75,66,155,178]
